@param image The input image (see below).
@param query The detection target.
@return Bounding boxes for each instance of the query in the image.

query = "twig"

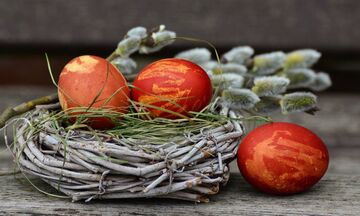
[0,93,58,128]
[0,169,21,176]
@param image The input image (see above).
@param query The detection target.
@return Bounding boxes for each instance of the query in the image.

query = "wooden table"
[0,87,359,215]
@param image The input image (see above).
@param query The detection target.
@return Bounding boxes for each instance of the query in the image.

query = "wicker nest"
[12,103,244,202]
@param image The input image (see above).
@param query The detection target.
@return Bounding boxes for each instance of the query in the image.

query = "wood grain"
[1,0,360,51]
[0,169,358,215]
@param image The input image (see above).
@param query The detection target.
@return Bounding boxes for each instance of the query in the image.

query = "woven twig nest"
[12,103,244,202]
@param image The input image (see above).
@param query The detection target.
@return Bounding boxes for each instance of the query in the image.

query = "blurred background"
[1,0,360,90]
[0,0,359,148]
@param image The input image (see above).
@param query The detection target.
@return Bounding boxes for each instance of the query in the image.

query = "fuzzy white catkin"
[286,68,317,89]
[111,57,137,75]
[309,72,332,91]
[127,26,147,39]
[284,49,321,69]
[222,88,260,110]
[158,24,166,32]
[252,76,290,97]
[280,92,317,114]
[116,36,142,57]
[175,48,212,64]
[139,31,176,54]
[213,63,247,75]
[252,51,286,75]
[200,61,219,72]
[253,96,282,115]
[222,46,254,64]
[153,31,176,44]
[211,73,244,89]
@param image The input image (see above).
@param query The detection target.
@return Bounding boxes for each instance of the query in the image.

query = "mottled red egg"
[131,58,212,118]
[237,122,329,195]
[58,55,130,129]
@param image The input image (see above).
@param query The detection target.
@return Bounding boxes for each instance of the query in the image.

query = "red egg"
[58,55,130,129]
[131,58,212,118]
[237,122,329,195]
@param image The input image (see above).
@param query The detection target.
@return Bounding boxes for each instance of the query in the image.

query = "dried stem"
[0,93,58,128]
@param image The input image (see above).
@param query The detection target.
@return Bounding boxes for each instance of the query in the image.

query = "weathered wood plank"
[1,0,360,51]
[0,173,358,215]
[1,132,359,215]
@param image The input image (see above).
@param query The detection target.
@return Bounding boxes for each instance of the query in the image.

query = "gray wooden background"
[1,0,360,91]
[1,0,360,50]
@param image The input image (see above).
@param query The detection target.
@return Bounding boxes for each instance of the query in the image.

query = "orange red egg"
[237,122,329,195]
[58,55,130,129]
[131,58,212,118]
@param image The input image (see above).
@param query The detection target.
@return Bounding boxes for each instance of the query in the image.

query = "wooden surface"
[1,0,360,51]
[2,0,360,89]
[0,148,359,215]
[0,87,360,215]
